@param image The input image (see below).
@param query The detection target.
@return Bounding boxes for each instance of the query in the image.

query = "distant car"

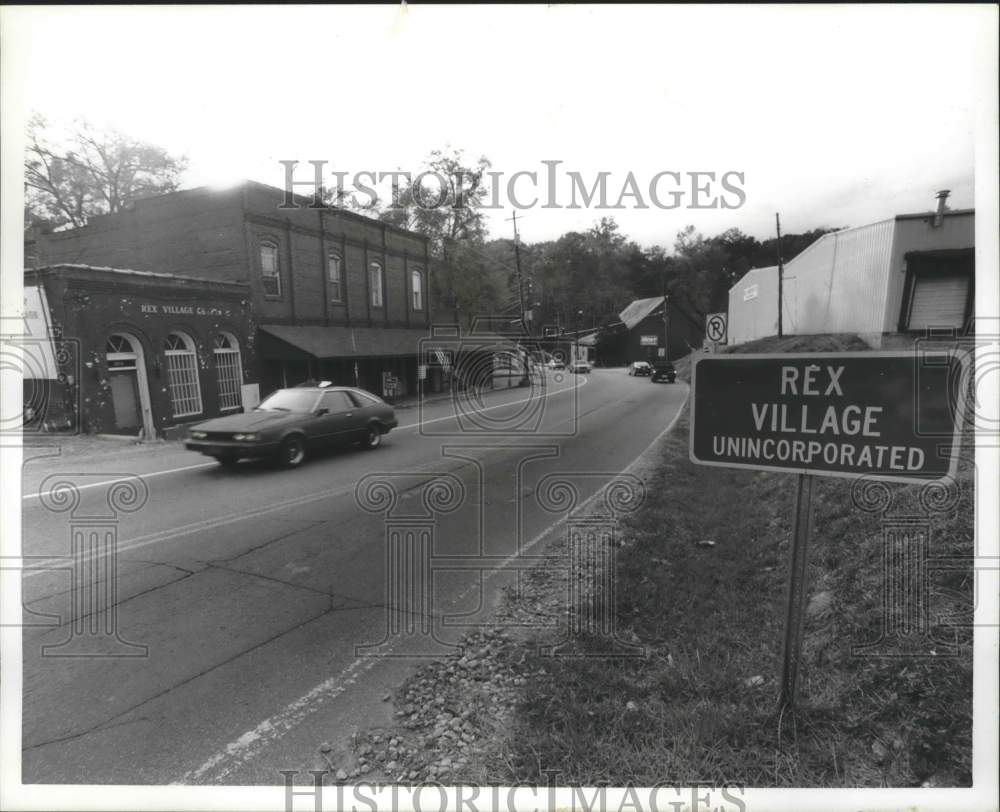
[569,360,592,374]
[547,357,566,370]
[650,363,676,383]
[184,384,397,468]
[627,361,652,377]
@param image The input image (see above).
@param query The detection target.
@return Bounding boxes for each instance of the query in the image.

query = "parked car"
[569,360,592,374]
[627,361,652,377]
[650,362,676,383]
[184,383,397,468]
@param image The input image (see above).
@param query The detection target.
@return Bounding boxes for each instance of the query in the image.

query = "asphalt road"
[20,368,688,785]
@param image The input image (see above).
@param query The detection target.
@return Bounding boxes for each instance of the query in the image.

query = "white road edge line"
[179,383,688,784]
[21,376,587,503]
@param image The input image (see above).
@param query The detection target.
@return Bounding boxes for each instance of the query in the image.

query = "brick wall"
[35,186,248,281]
[27,267,256,437]
[32,182,432,331]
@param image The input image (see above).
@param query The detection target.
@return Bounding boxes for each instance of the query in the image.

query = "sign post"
[689,351,967,711]
[779,472,814,709]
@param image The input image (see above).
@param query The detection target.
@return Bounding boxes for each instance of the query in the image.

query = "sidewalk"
[17,431,177,468]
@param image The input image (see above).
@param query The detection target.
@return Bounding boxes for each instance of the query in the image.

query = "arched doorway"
[105,333,154,437]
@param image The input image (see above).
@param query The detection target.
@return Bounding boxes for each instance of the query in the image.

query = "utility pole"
[508,211,527,335]
[776,212,784,338]
[661,273,670,363]
[575,309,583,365]
[508,211,530,385]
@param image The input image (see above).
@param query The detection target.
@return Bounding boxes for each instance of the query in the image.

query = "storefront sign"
[132,301,236,318]
[640,335,658,346]
[382,372,399,398]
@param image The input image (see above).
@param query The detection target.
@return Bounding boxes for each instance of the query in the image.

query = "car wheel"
[279,435,306,468]
[362,423,383,449]
[214,454,240,467]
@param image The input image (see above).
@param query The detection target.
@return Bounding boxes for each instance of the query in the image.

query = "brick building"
[27,181,433,399]
[23,265,255,438]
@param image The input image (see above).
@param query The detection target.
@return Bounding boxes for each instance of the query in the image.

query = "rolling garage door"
[907,275,970,330]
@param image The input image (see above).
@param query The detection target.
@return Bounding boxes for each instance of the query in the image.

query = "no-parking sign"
[706,312,728,344]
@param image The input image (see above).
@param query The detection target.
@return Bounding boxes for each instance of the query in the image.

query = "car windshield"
[256,389,319,412]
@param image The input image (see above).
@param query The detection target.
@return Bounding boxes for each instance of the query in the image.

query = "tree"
[24,115,187,229]
[347,148,495,326]
[370,148,492,252]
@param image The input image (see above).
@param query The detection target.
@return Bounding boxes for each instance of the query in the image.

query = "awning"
[259,324,432,360]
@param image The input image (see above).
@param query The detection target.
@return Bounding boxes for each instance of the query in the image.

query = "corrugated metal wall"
[728,265,779,345]
[782,219,896,336]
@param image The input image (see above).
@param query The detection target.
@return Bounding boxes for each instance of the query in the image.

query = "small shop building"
[24,264,256,438]
[597,296,706,366]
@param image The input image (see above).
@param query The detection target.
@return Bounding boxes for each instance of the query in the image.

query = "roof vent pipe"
[933,189,950,228]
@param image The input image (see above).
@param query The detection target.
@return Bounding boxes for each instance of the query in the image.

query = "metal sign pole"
[778,472,815,711]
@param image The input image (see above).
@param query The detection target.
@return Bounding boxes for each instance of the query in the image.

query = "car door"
[312,390,357,447]
[345,390,377,442]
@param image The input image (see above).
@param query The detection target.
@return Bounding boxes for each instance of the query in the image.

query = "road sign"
[706,312,727,343]
[689,350,968,710]
[690,350,968,708]
[690,351,966,484]
[640,335,658,347]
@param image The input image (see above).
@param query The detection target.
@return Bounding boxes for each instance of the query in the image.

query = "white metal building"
[728,194,975,344]
[728,265,779,345]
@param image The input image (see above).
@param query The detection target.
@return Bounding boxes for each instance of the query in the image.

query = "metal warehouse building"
[728,193,975,344]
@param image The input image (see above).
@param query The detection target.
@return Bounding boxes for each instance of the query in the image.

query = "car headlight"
[232,433,258,441]
[190,430,207,439]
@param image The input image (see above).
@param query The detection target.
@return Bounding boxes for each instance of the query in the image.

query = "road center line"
[21,377,586,503]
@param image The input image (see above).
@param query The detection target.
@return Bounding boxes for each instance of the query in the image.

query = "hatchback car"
[184,384,397,468]
[569,360,592,374]
[627,361,652,377]
[650,363,676,383]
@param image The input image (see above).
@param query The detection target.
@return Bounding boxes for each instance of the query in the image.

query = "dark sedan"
[184,384,398,468]
[650,363,676,383]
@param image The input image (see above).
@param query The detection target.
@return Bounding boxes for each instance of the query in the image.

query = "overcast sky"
[2,4,995,248]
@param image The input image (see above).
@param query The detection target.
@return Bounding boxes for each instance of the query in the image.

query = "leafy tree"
[24,115,187,229]
[346,148,495,327]
[372,148,492,251]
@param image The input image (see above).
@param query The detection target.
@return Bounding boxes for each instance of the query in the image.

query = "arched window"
[213,332,243,411]
[106,335,136,355]
[411,267,424,311]
[164,332,203,417]
[369,261,384,308]
[328,251,344,302]
[259,239,281,296]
